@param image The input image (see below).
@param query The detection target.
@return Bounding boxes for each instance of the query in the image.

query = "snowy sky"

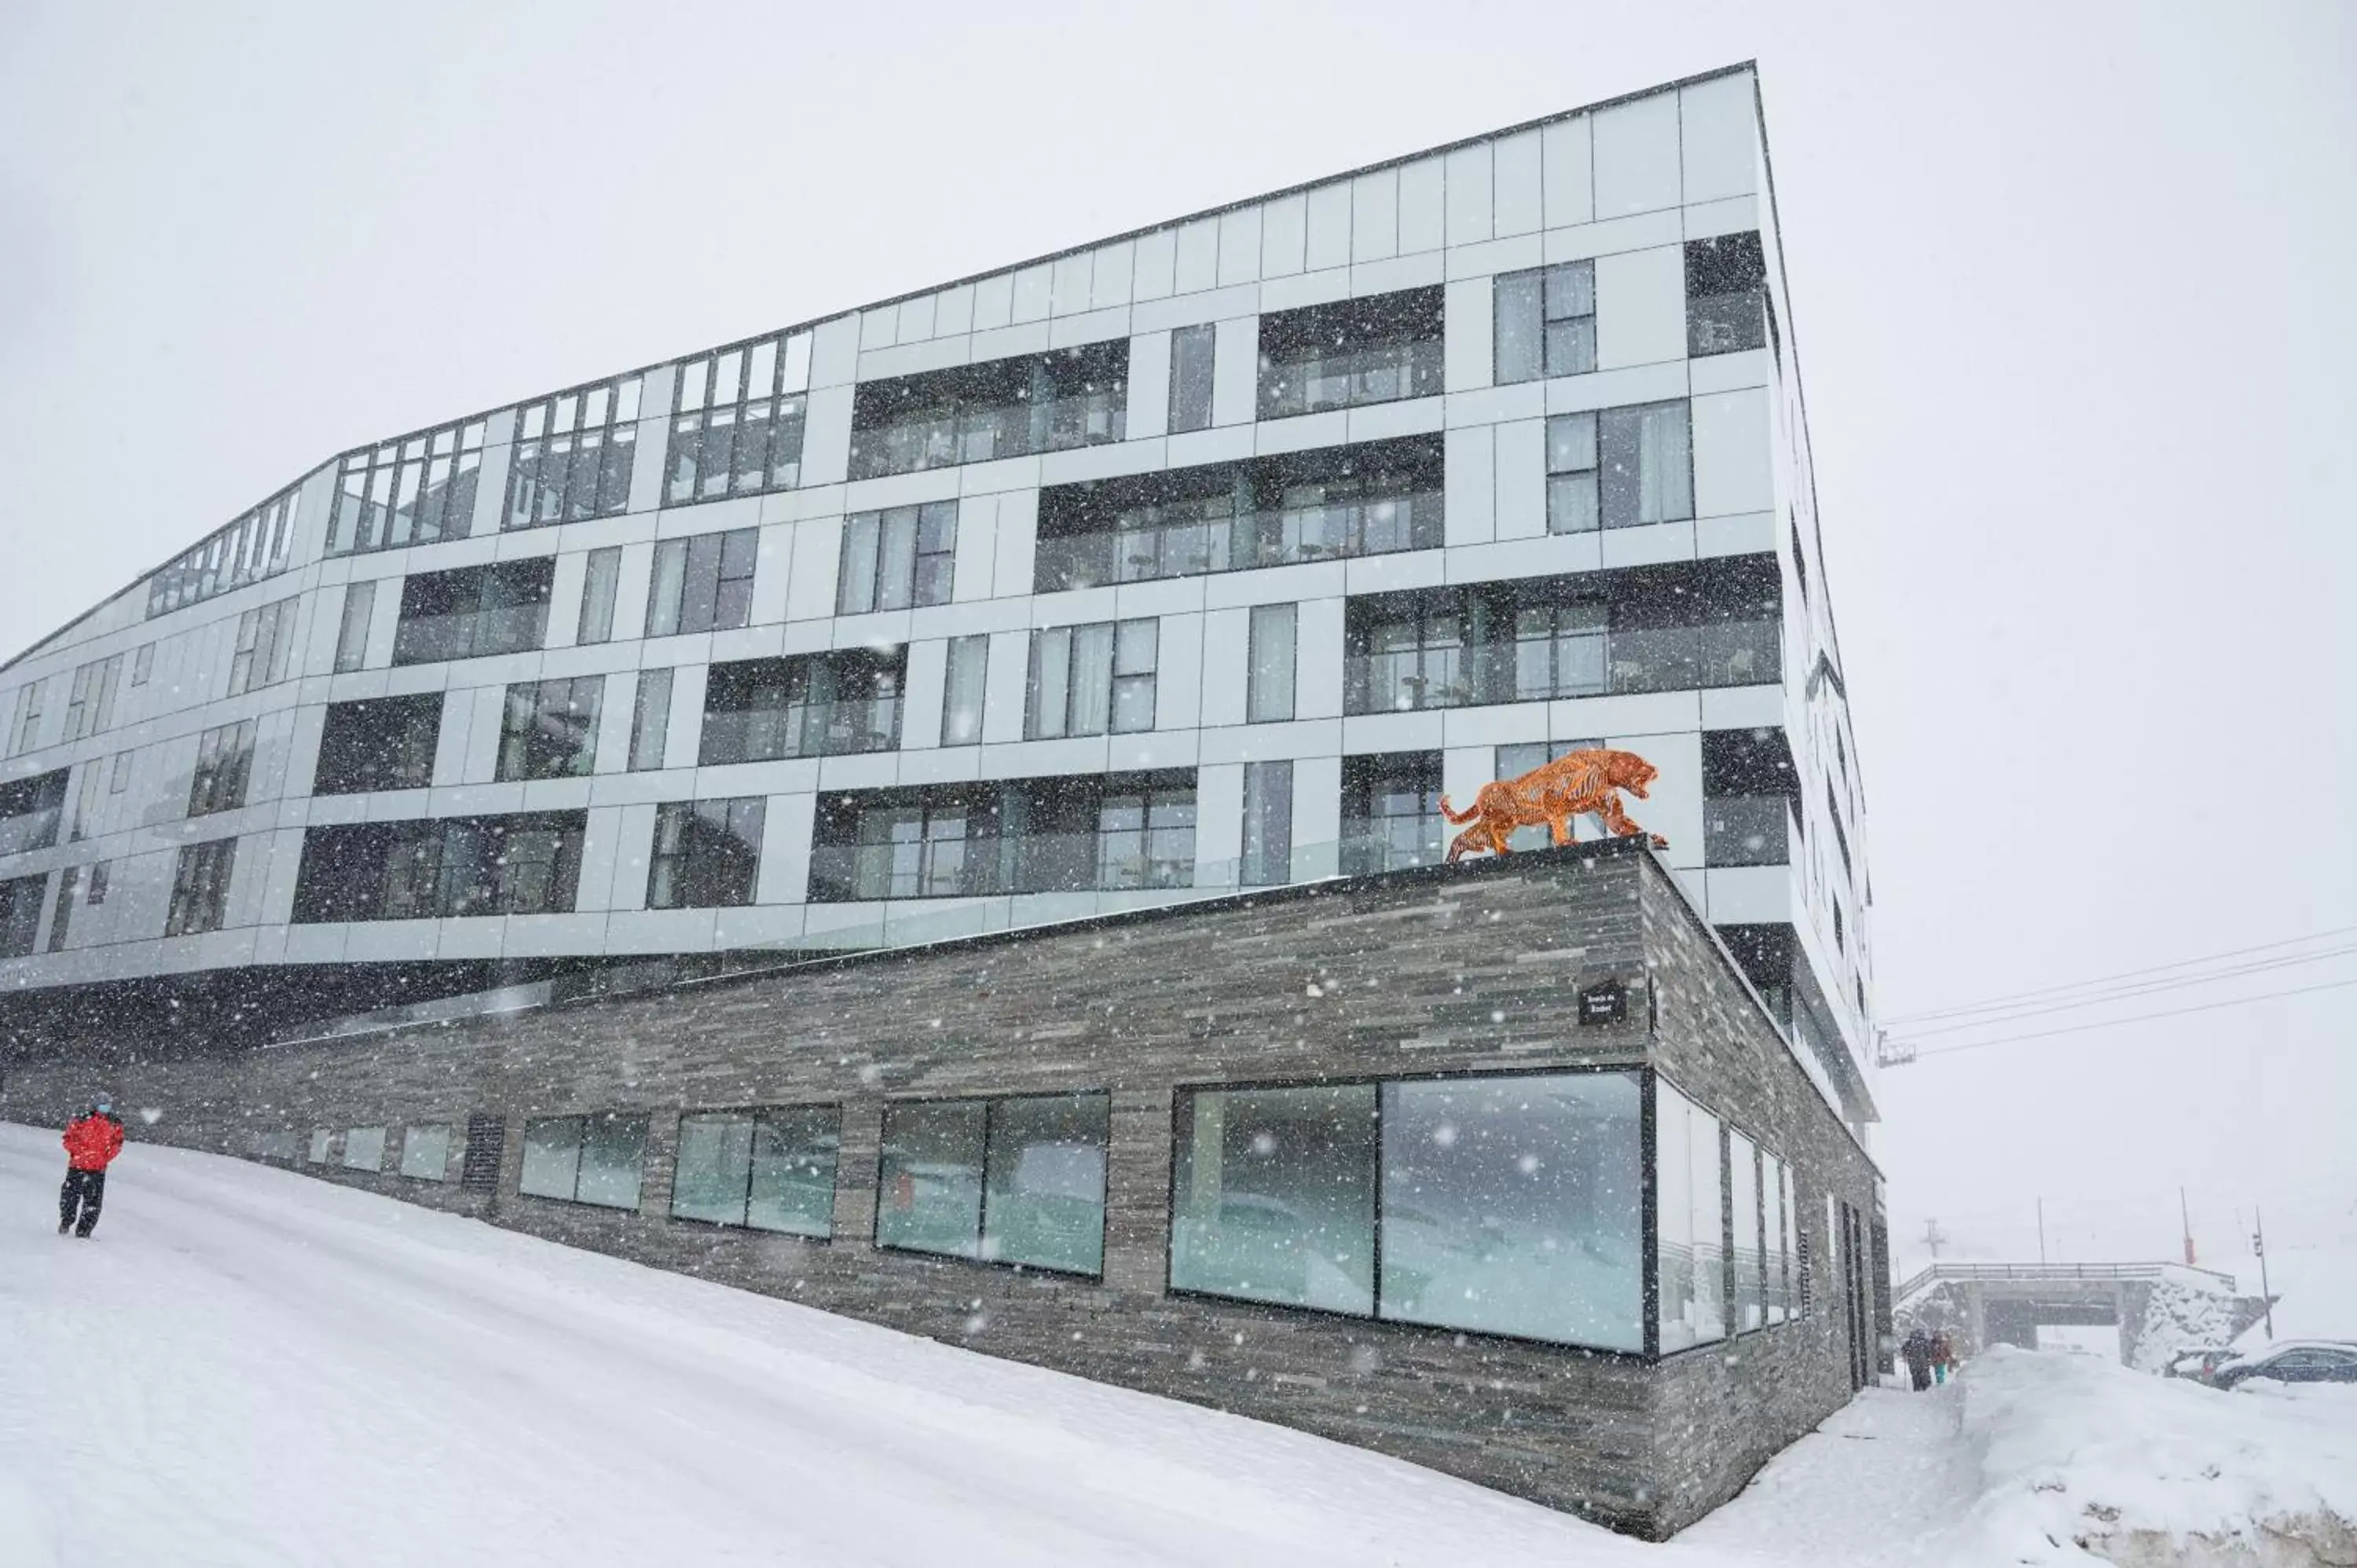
[2,2,2349,1277]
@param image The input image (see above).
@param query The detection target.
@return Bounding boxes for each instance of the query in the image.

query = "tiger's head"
[1603,749,1659,799]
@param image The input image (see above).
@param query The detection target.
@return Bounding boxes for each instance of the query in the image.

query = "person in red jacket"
[59,1098,126,1238]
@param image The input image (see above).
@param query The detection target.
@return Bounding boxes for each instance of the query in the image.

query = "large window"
[1343,559,1781,713]
[0,874,44,958]
[940,636,988,748]
[62,655,124,743]
[148,485,299,617]
[165,837,236,937]
[647,797,764,909]
[838,504,955,616]
[628,669,673,771]
[1173,1071,1641,1350]
[808,771,1197,901]
[519,1112,647,1210]
[1703,727,1798,868]
[1495,262,1596,383]
[1258,286,1443,419]
[849,342,1127,479]
[227,597,299,695]
[327,418,488,555]
[291,811,586,921]
[1026,620,1157,738]
[1340,752,1442,874]
[647,529,757,638]
[0,768,68,856]
[576,547,622,645]
[7,680,45,757]
[506,376,644,529]
[343,1127,387,1172]
[333,581,376,672]
[1655,1079,1728,1352]
[1545,401,1693,534]
[668,331,812,504]
[1034,436,1444,592]
[1239,760,1293,887]
[399,1124,453,1181]
[1245,604,1296,724]
[700,650,903,765]
[1168,323,1215,434]
[496,678,603,782]
[876,1094,1109,1276]
[187,720,257,817]
[313,694,442,796]
[671,1106,838,1236]
[1686,232,1769,357]
[1729,1127,1764,1333]
[392,559,555,665]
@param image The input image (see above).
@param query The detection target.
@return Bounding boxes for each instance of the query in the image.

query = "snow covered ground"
[3,1123,2351,1567]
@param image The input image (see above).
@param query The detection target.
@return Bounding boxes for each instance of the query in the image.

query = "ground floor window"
[341,1127,387,1172]
[519,1112,648,1210]
[398,1123,453,1181]
[1655,1078,1727,1350]
[671,1106,840,1236]
[1171,1069,1643,1351]
[875,1094,1109,1276]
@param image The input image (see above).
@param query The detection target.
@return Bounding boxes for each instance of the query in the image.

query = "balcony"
[808,830,1194,903]
[700,697,900,767]
[1256,286,1444,421]
[849,342,1128,481]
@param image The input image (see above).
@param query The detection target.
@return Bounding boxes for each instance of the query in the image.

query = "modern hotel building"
[0,64,1892,1534]
[0,64,1871,1126]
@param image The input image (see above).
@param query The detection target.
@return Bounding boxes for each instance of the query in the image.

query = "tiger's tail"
[1438,793,1481,825]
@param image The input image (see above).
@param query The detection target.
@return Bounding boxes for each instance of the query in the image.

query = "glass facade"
[328,419,486,555]
[507,376,645,528]
[1257,287,1443,419]
[700,650,903,764]
[669,332,812,504]
[148,485,300,617]
[291,812,587,921]
[392,561,555,665]
[848,342,1127,479]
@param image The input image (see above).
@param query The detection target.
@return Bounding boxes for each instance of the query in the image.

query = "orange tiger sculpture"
[1439,747,1669,862]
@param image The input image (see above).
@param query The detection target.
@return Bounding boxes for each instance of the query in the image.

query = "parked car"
[2211,1340,2357,1390]
[2167,1346,2243,1383]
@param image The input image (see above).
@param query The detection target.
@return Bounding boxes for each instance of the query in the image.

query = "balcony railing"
[1036,489,1443,592]
[700,698,901,767]
[1258,339,1443,421]
[1347,618,1780,713]
[849,390,1125,480]
[808,831,1194,903]
[390,604,550,666]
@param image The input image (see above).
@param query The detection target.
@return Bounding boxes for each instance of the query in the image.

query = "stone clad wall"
[1,841,1879,1539]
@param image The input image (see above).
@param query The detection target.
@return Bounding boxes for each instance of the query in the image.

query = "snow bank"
[1939,1346,2357,1566]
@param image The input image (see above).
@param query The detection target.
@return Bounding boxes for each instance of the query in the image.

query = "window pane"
[574,1113,647,1210]
[1069,623,1114,735]
[672,1112,755,1225]
[982,1094,1108,1274]
[877,1101,986,1258]
[1170,323,1216,434]
[647,540,688,637]
[747,1107,838,1237]
[1639,402,1693,523]
[399,1123,452,1181]
[1379,1072,1641,1350]
[1656,1082,1726,1350]
[342,1127,387,1171]
[1029,628,1071,738]
[1764,1152,1787,1325]
[1171,1085,1376,1314]
[519,1117,582,1199]
[940,635,988,746]
[1240,760,1293,886]
[1492,270,1544,385]
[577,547,621,644]
[1730,1129,1763,1332]
[1546,412,1597,474]
[1246,603,1296,723]
[334,581,376,672]
[838,514,879,615]
[875,509,919,612]
[630,669,673,771]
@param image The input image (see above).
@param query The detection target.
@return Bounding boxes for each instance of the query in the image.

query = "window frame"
[517,1112,650,1211]
[505,375,646,530]
[327,418,489,556]
[187,719,258,818]
[1166,1064,1651,1356]
[647,527,759,639]
[837,503,957,616]
[1025,618,1158,739]
[163,836,237,938]
[668,1103,842,1238]
[874,1091,1112,1280]
[1494,261,1597,385]
[494,676,605,782]
[667,331,814,505]
[646,796,766,910]
[1168,322,1216,434]
[939,635,988,748]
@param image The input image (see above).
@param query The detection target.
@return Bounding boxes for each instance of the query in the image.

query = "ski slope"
[4,1122,2350,1567]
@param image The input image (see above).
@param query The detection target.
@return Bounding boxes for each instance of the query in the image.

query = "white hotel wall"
[0,66,1868,1101]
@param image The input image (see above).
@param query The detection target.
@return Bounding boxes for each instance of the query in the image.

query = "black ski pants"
[59,1167,105,1236]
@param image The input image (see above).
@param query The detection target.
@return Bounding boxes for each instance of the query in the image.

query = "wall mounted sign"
[1577,980,1627,1026]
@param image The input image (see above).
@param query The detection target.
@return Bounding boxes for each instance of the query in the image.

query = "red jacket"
[62,1114,124,1172]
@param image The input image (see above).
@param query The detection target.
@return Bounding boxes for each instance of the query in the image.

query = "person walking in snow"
[1930,1331,1956,1385]
[58,1098,126,1238]
[1901,1325,1935,1391]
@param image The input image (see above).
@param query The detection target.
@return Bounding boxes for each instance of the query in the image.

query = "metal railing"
[1895,1260,2238,1302]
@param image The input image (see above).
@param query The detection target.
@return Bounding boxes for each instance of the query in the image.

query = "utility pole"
[2180,1186,2196,1267]
[2253,1208,2275,1340]
[2037,1198,2047,1265]
[1921,1218,1948,1259]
